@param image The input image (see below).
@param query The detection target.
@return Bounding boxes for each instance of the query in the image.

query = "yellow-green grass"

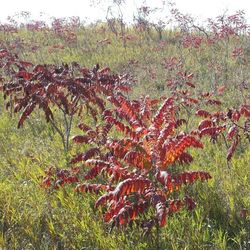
[0,23,249,249]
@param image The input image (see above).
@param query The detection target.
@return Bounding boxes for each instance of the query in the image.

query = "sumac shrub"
[0,49,131,150]
[43,93,212,232]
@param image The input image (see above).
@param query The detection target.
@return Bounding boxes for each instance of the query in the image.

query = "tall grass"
[0,13,249,249]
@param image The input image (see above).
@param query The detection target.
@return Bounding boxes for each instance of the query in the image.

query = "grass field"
[0,10,249,249]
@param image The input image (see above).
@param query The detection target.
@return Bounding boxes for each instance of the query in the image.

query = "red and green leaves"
[227,137,240,161]
[156,170,211,192]
[155,201,167,227]
[103,199,149,226]
[227,125,238,140]
[70,148,100,164]
[75,183,108,194]
[0,51,131,132]
[26,63,215,231]
[65,95,211,229]
[162,135,203,168]
[195,106,249,161]
[18,103,36,128]
[95,177,152,207]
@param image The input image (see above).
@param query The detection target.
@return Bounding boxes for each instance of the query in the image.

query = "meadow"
[0,8,249,250]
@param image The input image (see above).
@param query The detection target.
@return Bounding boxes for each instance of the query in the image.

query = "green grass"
[0,21,249,249]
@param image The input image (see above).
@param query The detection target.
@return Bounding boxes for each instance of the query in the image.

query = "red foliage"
[227,125,238,140]
[0,50,131,129]
[227,137,239,161]
[196,109,211,118]
[75,184,108,194]
[195,105,249,161]
[65,95,211,229]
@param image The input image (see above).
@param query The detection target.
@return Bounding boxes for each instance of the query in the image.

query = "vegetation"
[0,3,249,249]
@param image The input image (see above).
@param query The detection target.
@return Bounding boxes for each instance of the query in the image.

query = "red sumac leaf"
[155,201,167,227]
[75,183,107,194]
[84,159,110,180]
[175,119,187,128]
[173,171,211,190]
[228,109,241,121]
[112,177,152,201]
[117,95,142,129]
[227,125,238,140]
[178,152,193,165]
[45,83,57,94]
[168,199,183,213]
[83,147,101,160]
[206,99,222,106]
[199,126,226,137]
[157,122,175,147]
[227,137,239,161]
[153,97,174,128]
[156,171,171,188]
[72,135,90,144]
[124,151,150,169]
[95,193,114,208]
[16,71,34,80]
[232,110,241,121]
[163,136,203,167]
[18,103,36,128]
[198,120,213,131]
[65,175,79,184]
[71,147,100,164]
[186,97,199,104]
[184,196,196,211]
[0,49,9,58]
[240,106,250,118]
[42,177,51,188]
[85,159,110,168]
[185,81,195,88]
[196,109,211,118]
[33,64,46,73]
[111,201,148,226]
[139,95,152,123]
[104,200,127,222]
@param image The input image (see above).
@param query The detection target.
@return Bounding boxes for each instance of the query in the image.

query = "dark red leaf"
[227,125,238,140]
[227,137,239,161]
